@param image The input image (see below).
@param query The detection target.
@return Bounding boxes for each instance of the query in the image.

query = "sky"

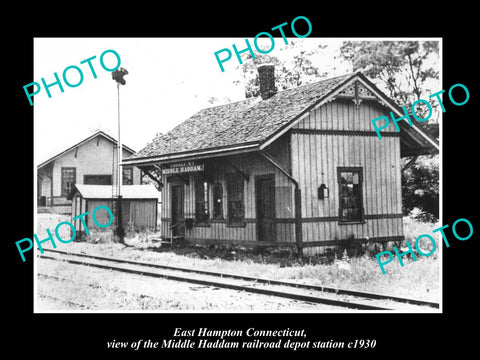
[33,37,440,165]
[33,37,350,164]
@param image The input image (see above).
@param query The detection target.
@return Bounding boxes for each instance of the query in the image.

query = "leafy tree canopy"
[339,41,440,221]
[339,41,440,121]
[234,41,328,98]
[401,155,439,222]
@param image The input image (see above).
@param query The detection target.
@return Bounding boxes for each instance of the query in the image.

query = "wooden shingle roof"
[127,73,354,162]
[69,184,160,200]
[125,71,438,165]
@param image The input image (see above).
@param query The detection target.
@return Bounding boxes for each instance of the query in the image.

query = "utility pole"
[112,67,128,244]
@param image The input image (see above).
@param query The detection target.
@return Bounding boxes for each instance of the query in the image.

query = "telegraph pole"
[112,67,128,244]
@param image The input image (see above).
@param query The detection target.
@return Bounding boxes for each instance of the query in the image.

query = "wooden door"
[171,185,184,237]
[256,176,275,242]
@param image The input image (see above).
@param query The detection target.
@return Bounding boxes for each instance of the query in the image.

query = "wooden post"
[117,195,124,241]
[111,68,128,243]
[116,82,124,243]
[294,187,303,255]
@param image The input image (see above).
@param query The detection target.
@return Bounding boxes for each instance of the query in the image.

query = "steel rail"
[39,248,439,310]
[38,253,387,310]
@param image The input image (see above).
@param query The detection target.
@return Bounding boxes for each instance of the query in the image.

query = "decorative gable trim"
[259,72,439,153]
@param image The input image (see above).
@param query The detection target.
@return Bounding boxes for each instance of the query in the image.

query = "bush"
[402,154,439,221]
[403,214,440,259]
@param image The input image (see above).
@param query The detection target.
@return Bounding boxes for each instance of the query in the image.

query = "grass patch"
[37,213,440,302]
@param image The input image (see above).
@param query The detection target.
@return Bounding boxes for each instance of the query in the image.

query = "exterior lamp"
[318,184,329,200]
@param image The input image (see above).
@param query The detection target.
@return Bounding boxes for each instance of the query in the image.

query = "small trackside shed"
[69,184,160,236]
[123,67,439,255]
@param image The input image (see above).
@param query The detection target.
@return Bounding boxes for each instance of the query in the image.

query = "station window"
[61,167,76,196]
[123,167,133,185]
[227,174,244,225]
[338,167,364,223]
[212,183,223,219]
[195,176,209,225]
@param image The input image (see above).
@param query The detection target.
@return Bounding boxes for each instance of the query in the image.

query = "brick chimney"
[257,64,277,100]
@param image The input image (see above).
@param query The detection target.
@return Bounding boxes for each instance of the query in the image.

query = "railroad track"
[38,248,440,311]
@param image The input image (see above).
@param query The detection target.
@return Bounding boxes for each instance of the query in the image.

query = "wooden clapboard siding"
[71,194,87,234]
[291,133,401,218]
[82,199,113,232]
[291,99,403,253]
[157,97,403,250]
[129,200,157,230]
[295,99,396,133]
[160,151,296,243]
[162,219,170,236]
[75,198,157,233]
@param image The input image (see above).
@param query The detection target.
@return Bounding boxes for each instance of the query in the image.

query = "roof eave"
[122,142,261,167]
[37,131,136,169]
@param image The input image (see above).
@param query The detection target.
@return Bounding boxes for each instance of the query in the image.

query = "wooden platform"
[149,235,184,246]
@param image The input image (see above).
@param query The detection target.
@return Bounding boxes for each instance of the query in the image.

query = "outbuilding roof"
[69,184,160,200]
[124,71,439,165]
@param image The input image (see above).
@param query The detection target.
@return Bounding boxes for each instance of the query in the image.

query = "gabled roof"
[69,184,160,200]
[124,72,439,165]
[37,131,136,169]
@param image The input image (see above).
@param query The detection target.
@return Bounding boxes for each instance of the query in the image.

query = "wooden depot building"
[123,67,439,255]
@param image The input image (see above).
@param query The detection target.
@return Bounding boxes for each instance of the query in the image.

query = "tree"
[338,40,440,222]
[402,155,439,222]
[234,41,328,98]
[339,41,440,121]
[88,120,108,134]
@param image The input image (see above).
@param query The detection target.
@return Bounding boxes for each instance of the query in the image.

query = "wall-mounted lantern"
[318,184,329,200]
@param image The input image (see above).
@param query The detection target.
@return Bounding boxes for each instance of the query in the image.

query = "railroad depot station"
[123,66,438,255]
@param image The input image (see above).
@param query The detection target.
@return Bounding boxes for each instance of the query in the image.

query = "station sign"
[162,161,204,175]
